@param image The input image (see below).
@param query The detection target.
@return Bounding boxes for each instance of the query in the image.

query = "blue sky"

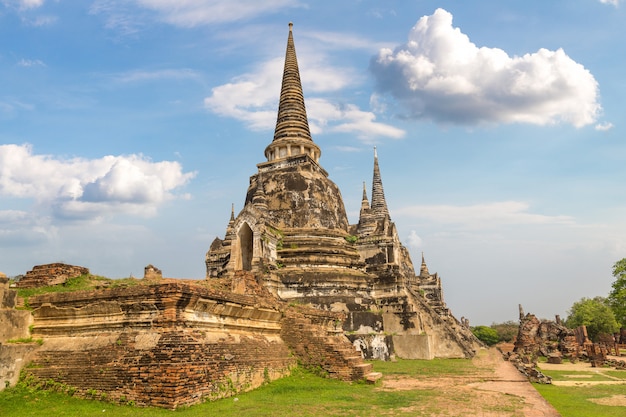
[1,0,625,325]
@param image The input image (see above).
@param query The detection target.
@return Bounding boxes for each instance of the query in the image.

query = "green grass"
[374,357,483,377]
[534,383,625,417]
[0,367,434,417]
[537,369,618,382]
[16,275,143,309]
[0,355,526,417]
[535,364,626,416]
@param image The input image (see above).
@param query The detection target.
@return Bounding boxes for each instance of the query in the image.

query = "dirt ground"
[379,347,561,417]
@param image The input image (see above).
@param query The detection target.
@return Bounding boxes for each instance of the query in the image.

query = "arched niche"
[238,222,254,271]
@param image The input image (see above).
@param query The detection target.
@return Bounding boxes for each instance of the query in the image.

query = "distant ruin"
[0,23,479,409]
[505,305,626,383]
[16,263,89,289]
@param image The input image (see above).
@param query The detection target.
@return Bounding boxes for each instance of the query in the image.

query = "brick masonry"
[22,280,372,408]
[16,263,89,288]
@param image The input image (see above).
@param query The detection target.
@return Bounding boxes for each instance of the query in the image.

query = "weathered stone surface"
[0,310,32,342]
[0,276,17,309]
[0,277,38,391]
[0,343,39,390]
[143,264,162,279]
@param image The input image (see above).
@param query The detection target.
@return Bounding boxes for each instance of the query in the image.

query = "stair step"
[365,372,383,384]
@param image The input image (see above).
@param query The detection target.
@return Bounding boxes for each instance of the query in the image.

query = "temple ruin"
[1,23,478,409]
[205,22,476,361]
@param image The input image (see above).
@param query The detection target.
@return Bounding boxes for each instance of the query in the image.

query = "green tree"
[490,321,519,343]
[471,325,499,346]
[608,258,626,327]
[565,296,619,342]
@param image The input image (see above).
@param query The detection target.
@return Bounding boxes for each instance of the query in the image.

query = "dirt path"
[379,347,561,416]
[470,348,561,417]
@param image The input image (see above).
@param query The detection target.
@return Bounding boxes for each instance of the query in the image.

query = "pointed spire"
[420,252,430,278]
[370,147,389,218]
[361,181,369,203]
[252,175,268,209]
[264,23,321,164]
[273,22,312,143]
[225,204,236,240]
[360,181,370,213]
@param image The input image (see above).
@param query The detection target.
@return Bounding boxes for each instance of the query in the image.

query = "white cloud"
[90,0,301,32]
[205,56,404,140]
[396,201,575,229]
[406,230,423,249]
[111,68,201,83]
[0,209,55,246]
[308,99,405,140]
[370,8,601,127]
[599,0,620,6]
[135,0,301,27]
[595,121,614,131]
[17,58,45,67]
[2,0,44,10]
[0,144,196,220]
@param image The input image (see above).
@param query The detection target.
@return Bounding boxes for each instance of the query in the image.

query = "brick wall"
[26,330,294,408]
[17,263,89,288]
[21,281,373,408]
[24,282,295,408]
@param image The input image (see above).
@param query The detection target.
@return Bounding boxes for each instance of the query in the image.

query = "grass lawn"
[0,365,430,417]
[535,364,626,417]
[0,357,514,417]
[534,383,625,417]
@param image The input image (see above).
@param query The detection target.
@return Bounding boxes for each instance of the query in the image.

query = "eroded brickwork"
[22,280,373,408]
[17,263,89,288]
[27,330,294,408]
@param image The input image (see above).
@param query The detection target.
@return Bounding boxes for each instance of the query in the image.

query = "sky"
[1,0,625,326]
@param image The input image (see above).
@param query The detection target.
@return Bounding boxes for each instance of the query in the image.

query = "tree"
[608,258,626,327]
[565,296,619,342]
[490,321,519,343]
[471,326,499,346]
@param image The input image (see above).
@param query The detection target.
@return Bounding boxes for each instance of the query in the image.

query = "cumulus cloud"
[396,201,575,229]
[599,0,620,6]
[0,144,196,220]
[370,8,601,127]
[205,56,404,140]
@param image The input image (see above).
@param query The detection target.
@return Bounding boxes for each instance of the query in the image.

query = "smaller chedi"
[206,23,477,360]
[143,264,162,280]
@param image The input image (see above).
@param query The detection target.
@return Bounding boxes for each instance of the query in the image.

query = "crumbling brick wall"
[23,282,296,408]
[26,330,294,408]
[17,263,89,288]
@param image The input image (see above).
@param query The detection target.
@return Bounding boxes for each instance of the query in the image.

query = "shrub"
[471,326,499,346]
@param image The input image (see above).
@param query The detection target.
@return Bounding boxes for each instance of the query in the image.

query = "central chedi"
[207,23,478,360]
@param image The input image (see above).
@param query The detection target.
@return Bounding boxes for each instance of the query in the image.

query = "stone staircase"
[280,308,382,383]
